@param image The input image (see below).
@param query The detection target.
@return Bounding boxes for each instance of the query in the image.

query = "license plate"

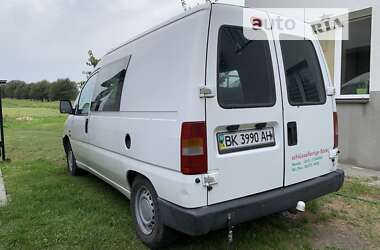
[217,127,275,154]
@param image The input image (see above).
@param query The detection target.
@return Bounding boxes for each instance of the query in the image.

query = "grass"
[0,98,379,249]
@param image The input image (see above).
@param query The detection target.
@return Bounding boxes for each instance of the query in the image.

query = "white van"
[60,3,344,248]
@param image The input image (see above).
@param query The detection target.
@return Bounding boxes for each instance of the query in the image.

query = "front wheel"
[131,176,177,249]
[65,144,83,176]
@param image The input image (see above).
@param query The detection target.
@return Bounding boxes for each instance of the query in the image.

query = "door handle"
[125,134,131,149]
[85,118,89,134]
[287,122,297,146]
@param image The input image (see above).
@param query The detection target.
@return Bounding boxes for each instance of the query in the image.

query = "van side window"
[217,26,276,109]
[77,74,97,115]
[280,39,326,106]
[91,56,131,112]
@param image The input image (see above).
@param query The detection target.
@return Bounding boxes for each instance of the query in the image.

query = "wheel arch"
[127,170,153,190]
[62,135,70,154]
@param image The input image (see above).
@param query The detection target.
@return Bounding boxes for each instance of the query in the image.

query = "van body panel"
[270,14,336,186]
[88,112,179,183]
[85,8,211,208]
[75,140,206,208]
[105,4,212,56]
[205,4,285,205]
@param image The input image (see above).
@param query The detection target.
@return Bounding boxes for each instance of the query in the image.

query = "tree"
[77,80,86,89]
[29,80,50,101]
[48,78,78,101]
[18,84,31,99]
[2,78,80,101]
[3,80,26,98]
[86,50,101,68]
[83,50,101,79]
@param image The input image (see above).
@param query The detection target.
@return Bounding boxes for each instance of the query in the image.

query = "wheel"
[65,144,83,176]
[131,176,177,249]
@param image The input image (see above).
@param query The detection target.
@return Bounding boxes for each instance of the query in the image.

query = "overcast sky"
[0,0,203,83]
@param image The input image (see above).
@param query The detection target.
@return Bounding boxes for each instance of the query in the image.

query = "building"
[249,0,380,170]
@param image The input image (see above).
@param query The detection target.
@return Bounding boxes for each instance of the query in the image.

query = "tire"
[131,176,177,249]
[65,144,83,176]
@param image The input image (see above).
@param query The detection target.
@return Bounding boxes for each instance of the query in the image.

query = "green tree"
[84,50,101,79]
[20,84,31,99]
[86,50,101,68]
[14,82,32,99]
[77,80,86,89]
[48,78,78,101]
[2,79,80,101]
[30,80,50,101]
[3,80,26,98]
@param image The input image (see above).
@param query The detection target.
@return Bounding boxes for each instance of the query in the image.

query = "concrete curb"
[339,163,380,187]
[339,163,380,178]
[0,167,7,207]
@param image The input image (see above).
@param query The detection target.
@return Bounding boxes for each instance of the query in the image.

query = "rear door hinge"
[202,171,219,187]
[329,148,339,160]
[327,87,336,96]
[200,86,215,98]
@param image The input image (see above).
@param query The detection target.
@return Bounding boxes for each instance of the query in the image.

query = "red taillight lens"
[333,112,339,148]
[181,122,207,175]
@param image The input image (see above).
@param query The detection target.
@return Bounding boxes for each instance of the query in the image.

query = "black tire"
[65,143,83,176]
[131,176,177,249]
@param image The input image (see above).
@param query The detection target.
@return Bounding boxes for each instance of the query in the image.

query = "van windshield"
[217,26,276,109]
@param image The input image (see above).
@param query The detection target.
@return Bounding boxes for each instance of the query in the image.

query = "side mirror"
[60,100,74,114]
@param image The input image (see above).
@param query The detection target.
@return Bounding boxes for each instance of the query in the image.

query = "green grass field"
[0,99,379,249]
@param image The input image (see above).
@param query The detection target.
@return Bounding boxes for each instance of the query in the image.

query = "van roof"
[105,2,212,56]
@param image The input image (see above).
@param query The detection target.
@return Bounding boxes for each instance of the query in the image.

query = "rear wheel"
[131,176,177,249]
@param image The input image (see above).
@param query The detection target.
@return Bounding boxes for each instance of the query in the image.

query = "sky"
[0,0,208,83]
[0,0,372,83]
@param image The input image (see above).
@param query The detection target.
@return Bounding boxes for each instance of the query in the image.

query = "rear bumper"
[158,169,344,236]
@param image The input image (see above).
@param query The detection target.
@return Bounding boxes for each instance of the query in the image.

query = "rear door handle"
[287,122,297,146]
[85,118,89,134]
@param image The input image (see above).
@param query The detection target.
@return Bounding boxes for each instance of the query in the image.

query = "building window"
[338,8,372,98]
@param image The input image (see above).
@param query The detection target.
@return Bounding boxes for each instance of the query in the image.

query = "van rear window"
[217,26,276,109]
[280,38,326,106]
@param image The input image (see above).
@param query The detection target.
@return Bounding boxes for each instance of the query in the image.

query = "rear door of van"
[270,14,336,186]
[205,4,285,205]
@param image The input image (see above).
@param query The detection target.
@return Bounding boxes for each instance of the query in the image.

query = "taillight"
[333,112,339,148]
[181,121,207,175]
